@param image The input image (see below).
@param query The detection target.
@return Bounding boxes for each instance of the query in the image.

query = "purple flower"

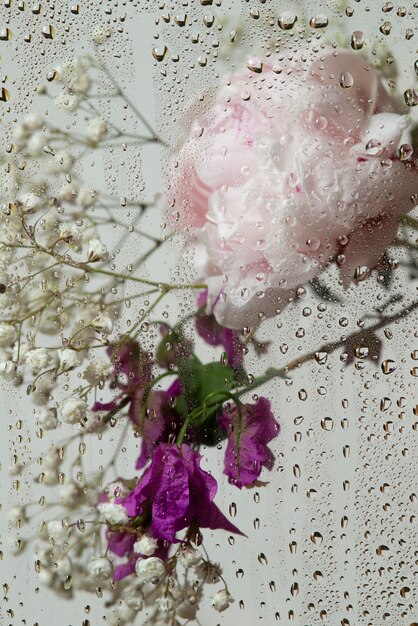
[108,531,136,557]
[219,397,280,488]
[120,443,243,543]
[196,290,243,369]
[92,338,153,424]
[135,379,183,469]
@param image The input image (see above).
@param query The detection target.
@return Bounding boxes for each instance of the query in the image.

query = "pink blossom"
[169,49,417,328]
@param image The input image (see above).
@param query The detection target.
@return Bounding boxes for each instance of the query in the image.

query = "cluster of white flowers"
[3,51,240,626]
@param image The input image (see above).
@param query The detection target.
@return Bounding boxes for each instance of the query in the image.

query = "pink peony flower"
[169,48,417,328]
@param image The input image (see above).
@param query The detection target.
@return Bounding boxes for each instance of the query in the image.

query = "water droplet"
[340,72,354,88]
[246,58,263,73]
[381,359,397,375]
[404,89,418,107]
[354,265,370,281]
[152,46,167,62]
[321,417,334,431]
[310,531,323,545]
[380,21,392,35]
[278,13,297,30]
[310,14,328,28]
[351,30,365,49]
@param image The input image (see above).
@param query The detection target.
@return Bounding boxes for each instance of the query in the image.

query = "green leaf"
[176,357,234,416]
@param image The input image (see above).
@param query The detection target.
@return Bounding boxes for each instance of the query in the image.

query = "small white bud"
[177,545,202,567]
[133,534,158,557]
[83,358,113,385]
[91,313,113,334]
[54,92,79,112]
[25,348,51,371]
[135,557,165,584]
[61,396,86,424]
[19,192,43,213]
[54,556,72,577]
[98,502,129,526]
[86,117,108,142]
[87,238,108,262]
[212,589,233,612]
[78,187,96,208]
[36,407,59,431]
[58,348,83,373]
[46,520,69,543]
[87,556,114,580]
[8,506,26,525]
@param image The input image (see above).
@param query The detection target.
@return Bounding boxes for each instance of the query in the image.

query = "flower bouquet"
[1,2,418,625]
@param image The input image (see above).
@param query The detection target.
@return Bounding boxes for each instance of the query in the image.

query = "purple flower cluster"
[98,307,280,580]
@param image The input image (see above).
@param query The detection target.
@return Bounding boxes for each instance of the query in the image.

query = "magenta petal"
[121,443,243,541]
[107,531,136,557]
[152,449,190,542]
[219,397,280,488]
[112,555,139,580]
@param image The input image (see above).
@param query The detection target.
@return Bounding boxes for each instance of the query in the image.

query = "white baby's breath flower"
[19,192,43,213]
[56,58,91,94]
[133,535,158,557]
[43,447,63,469]
[40,468,59,486]
[135,557,165,583]
[86,117,108,142]
[155,596,174,613]
[58,182,77,202]
[98,502,129,525]
[54,556,72,577]
[91,313,113,334]
[47,151,74,174]
[25,348,51,371]
[107,606,136,626]
[78,187,96,207]
[87,238,108,262]
[83,358,113,385]
[59,223,83,245]
[61,396,86,424]
[87,556,113,580]
[54,92,79,112]
[26,131,46,156]
[36,407,59,431]
[212,589,233,612]
[0,323,16,347]
[122,586,144,611]
[58,348,83,373]
[46,520,68,543]
[37,568,54,586]
[0,359,15,379]
[177,545,202,567]
[59,482,82,506]
[22,113,44,132]
[78,410,104,433]
[8,506,26,525]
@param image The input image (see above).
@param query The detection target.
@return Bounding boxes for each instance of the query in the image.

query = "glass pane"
[1,1,417,625]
